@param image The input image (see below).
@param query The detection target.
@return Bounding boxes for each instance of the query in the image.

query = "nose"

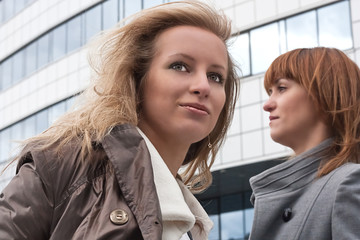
[263,96,275,112]
[190,72,210,98]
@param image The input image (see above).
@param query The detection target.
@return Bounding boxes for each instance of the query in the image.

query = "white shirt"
[137,128,213,240]
[137,128,195,240]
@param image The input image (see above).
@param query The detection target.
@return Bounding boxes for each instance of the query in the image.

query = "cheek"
[214,90,226,116]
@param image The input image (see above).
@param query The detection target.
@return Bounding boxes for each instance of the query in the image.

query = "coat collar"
[250,138,333,205]
[101,124,162,240]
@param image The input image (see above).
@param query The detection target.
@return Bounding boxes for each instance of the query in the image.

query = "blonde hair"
[264,47,360,176]
[18,1,240,192]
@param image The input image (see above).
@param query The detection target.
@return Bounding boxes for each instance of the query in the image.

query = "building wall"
[211,0,359,172]
[0,0,359,239]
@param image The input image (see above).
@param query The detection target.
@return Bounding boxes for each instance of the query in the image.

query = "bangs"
[264,49,304,94]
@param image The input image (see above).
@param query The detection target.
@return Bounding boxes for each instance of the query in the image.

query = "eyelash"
[208,72,224,84]
[169,62,188,72]
[268,86,286,95]
[278,86,286,92]
[169,62,224,84]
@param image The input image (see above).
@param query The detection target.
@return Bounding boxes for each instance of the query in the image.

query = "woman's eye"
[170,62,187,72]
[208,73,224,84]
[278,86,286,92]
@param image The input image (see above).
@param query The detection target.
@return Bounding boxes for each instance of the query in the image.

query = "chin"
[182,130,209,144]
[270,133,284,145]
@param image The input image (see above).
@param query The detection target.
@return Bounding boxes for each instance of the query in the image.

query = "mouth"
[269,116,279,121]
[179,103,209,115]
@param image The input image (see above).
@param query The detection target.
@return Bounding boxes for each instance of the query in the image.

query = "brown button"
[110,209,129,225]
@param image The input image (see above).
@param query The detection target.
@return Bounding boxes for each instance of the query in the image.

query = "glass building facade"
[0,0,359,239]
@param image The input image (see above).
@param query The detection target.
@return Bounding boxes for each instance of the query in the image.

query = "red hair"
[264,47,360,176]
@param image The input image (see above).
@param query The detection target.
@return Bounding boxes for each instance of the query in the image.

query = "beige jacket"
[0,124,211,240]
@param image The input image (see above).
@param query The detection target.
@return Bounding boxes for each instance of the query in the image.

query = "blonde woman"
[249,47,360,239]
[0,1,239,240]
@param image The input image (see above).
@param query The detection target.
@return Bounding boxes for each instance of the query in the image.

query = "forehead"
[153,25,228,65]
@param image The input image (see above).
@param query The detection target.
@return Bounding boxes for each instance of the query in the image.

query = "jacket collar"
[137,127,196,240]
[101,124,162,240]
[250,138,333,205]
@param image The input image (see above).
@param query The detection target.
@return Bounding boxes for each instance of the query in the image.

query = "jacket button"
[110,209,129,225]
[282,208,292,222]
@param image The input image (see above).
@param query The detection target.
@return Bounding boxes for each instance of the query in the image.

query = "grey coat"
[249,139,360,240]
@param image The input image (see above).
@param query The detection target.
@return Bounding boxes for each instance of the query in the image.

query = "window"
[124,0,141,18]
[1,0,34,24]
[103,0,118,29]
[23,115,36,139]
[286,11,317,50]
[0,128,11,162]
[204,199,220,240]
[35,109,48,133]
[10,122,23,157]
[1,58,12,90]
[12,51,25,83]
[144,0,163,9]
[0,96,77,164]
[1,0,352,93]
[25,42,37,76]
[229,33,250,76]
[37,34,50,69]
[48,101,66,125]
[318,1,352,49]
[250,23,280,74]
[52,24,67,61]
[67,15,82,53]
[231,0,352,77]
[202,193,254,240]
[85,4,102,43]
[0,1,3,22]
[221,194,244,239]
[3,0,14,22]
[14,0,26,13]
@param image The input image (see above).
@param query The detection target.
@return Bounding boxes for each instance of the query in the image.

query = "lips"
[180,103,209,114]
[269,116,279,121]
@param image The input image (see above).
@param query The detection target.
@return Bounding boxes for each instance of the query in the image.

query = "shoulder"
[330,163,360,238]
[322,163,360,208]
[321,162,360,195]
[328,162,360,184]
[17,140,109,206]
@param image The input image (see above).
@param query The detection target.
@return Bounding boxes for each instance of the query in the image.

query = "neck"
[292,125,332,156]
[137,126,190,177]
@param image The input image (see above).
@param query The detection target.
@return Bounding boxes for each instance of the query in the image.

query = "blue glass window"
[143,0,163,9]
[36,109,48,133]
[12,51,25,83]
[318,1,352,49]
[85,4,102,43]
[250,23,280,74]
[52,24,67,61]
[0,128,11,162]
[1,58,12,90]
[103,0,119,29]
[25,42,37,76]
[286,11,317,50]
[229,33,250,77]
[37,34,50,69]
[67,15,82,53]
[124,0,141,18]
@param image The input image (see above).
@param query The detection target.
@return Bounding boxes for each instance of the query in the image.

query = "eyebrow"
[169,53,227,71]
[274,78,288,84]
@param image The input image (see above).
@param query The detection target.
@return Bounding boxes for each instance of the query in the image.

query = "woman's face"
[138,25,227,146]
[263,78,330,154]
